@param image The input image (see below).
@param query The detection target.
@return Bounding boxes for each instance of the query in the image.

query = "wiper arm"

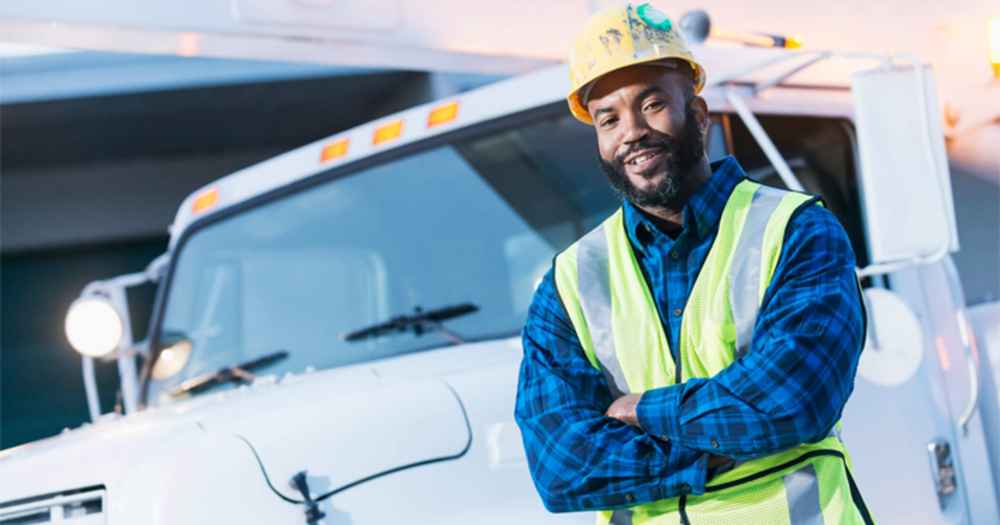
[170,350,289,397]
[340,303,479,345]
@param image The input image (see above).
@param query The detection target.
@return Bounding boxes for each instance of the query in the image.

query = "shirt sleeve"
[515,269,709,513]
[635,205,865,459]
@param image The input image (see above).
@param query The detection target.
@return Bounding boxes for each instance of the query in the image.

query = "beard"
[598,103,705,208]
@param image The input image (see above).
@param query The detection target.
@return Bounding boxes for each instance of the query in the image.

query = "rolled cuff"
[636,384,685,442]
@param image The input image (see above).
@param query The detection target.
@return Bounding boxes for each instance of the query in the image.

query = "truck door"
[722,111,1000,524]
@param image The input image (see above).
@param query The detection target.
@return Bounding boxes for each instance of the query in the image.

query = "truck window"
[147,107,866,406]
[148,108,620,405]
[724,114,870,268]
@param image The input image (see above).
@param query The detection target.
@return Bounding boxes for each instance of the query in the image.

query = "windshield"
[147,107,623,406]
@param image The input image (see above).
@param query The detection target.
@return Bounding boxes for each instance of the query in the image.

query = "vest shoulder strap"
[553,230,601,371]
[726,180,820,358]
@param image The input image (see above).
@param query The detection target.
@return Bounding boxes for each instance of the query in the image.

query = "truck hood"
[0,337,521,505]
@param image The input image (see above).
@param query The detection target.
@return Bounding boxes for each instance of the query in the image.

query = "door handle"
[943,257,981,436]
[927,440,957,509]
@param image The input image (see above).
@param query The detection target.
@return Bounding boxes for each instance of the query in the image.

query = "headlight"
[65,297,123,357]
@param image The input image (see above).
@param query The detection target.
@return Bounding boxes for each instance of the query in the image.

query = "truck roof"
[167,45,859,248]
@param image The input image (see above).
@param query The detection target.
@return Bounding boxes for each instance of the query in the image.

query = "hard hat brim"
[567,56,707,126]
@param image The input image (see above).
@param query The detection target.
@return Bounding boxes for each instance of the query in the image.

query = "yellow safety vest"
[553,180,874,525]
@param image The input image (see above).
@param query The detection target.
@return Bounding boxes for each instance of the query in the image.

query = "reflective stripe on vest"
[576,222,631,398]
[553,180,872,525]
[729,184,787,360]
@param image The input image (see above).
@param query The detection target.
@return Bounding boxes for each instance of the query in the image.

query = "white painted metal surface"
[0,339,592,523]
[852,65,959,265]
[874,259,1000,524]
[857,288,924,387]
[200,380,471,502]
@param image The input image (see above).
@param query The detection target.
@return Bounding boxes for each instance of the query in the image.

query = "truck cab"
[2,46,998,524]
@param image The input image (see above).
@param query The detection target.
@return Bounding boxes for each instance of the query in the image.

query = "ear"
[691,95,710,138]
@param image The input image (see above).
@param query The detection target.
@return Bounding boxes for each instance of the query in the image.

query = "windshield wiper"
[340,303,478,345]
[170,350,289,397]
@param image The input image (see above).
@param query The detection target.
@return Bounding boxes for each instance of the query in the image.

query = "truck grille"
[0,487,104,524]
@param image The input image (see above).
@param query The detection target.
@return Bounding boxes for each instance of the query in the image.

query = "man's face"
[586,65,709,208]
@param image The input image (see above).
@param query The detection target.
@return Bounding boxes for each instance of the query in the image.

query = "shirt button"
[700,227,708,235]
[711,439,720,448]
[660,435,670,442]
[670,251,679,260]
[673,308,682,317]
[680,484,691,493]
[625,493,634,501]
[644,223,653,233]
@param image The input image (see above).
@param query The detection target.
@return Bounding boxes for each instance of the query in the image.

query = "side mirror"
[151,331,193,380]
[852,63,959,265]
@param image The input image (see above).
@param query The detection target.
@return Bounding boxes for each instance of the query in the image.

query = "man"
[514,3,873,524]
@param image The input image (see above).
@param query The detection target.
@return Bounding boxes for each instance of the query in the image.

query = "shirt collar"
[622,156,746,248]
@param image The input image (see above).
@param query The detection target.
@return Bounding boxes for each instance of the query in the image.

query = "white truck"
[2,35,999,525]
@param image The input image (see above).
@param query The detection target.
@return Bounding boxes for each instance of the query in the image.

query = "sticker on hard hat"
[636,4,671,32]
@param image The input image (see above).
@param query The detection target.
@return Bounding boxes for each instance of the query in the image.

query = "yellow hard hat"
[567,3,707,125]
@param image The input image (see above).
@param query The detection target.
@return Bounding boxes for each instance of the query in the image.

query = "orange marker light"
[320,139,349,163]
[935,336,951,371]
[373,120,403,145]
[192,188,219,214]
[428,102,459,127]
[177,32,199,57]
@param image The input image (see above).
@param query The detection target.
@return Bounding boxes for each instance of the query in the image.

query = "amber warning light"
[373,120,403,145]
[428,102,459,127]
[321,139,349,163]
[192,188,219,214]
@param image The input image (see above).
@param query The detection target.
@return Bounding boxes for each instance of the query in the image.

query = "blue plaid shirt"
[514,156,865,513]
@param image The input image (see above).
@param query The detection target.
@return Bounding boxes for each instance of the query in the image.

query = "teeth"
[630,152,656,165]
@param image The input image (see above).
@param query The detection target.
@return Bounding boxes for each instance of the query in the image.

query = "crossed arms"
[513,206,865,513]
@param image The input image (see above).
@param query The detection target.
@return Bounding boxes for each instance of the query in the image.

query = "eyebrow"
[592,85,670,119]
[635,85,668,102]
[593,106,615,118]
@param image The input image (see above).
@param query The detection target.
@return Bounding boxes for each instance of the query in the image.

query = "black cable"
[199,381,474,507]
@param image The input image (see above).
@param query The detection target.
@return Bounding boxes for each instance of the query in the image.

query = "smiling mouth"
[625,148,665,171]
[629,152,658,164]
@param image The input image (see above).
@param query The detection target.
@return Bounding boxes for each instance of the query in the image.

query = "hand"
[605,394,642,426]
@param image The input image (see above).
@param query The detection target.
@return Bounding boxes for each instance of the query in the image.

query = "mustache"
[611,137,681,168]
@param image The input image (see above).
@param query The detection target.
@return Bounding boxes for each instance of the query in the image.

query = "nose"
[620,109,651,146]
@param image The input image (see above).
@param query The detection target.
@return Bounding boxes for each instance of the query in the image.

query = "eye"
[644,100,664,112]
[600,116,619,128]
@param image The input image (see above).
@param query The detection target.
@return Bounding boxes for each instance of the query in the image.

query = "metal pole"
[106,284,139,414]
[754,52,831,95]
[82,356,101,423]
[725,90,805,192]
